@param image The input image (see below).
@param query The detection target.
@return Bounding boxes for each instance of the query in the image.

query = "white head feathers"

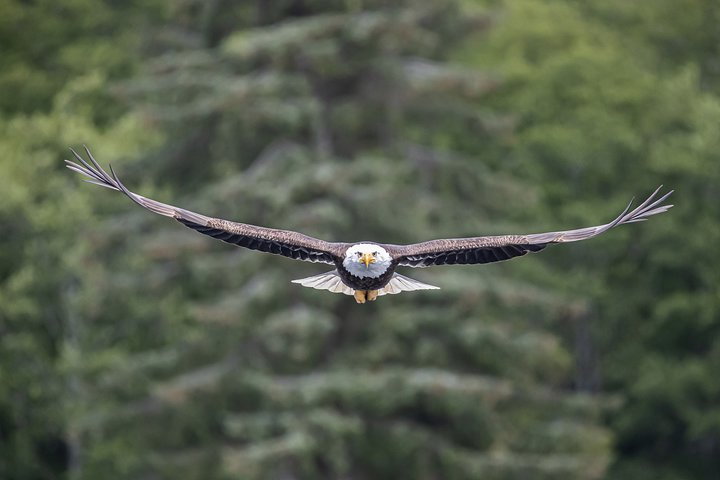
[342,243,392,278]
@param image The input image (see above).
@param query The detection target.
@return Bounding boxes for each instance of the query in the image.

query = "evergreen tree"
[66,2,611,479]
[462,1,720,478]
[0,1,164,478]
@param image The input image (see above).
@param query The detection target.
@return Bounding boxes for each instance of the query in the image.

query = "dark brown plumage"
[66,146,673,302]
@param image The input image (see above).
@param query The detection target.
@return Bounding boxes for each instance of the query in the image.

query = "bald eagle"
[67,147,673,304]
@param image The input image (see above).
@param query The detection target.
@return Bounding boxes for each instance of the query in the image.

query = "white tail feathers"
[291,270,355,295]
[291,270,439,297]
[377,273,440,295]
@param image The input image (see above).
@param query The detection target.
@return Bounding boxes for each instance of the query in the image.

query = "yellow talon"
[354,290,367,304]
[367,290,379,302]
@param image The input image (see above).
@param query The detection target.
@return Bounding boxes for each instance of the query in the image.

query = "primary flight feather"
[66,147,673,304]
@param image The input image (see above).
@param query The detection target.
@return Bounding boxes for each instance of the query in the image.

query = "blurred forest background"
[0,1,718,479]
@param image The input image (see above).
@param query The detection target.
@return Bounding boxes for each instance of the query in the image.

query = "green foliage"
[0,0,165,116]
[461,0,720,477]
[52,1,611,479]
[0,105,159,478]
[0,1,164,477]
[2,0,717,479]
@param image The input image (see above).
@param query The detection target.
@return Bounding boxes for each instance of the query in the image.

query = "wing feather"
[390,187,673,268]
[66,146,347,264]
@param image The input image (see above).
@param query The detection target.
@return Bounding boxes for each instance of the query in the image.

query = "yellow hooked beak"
[360,253,376,268]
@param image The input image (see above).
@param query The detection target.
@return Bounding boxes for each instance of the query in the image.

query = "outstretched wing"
[389,187,673,267]
[66,146,347,264]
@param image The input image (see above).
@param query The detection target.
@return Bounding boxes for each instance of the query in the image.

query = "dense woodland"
[0,1,718,479]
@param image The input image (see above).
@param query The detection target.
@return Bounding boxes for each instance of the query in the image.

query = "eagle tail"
[291,271,355,295]
[377,273,440,296]
[291,271,439,297]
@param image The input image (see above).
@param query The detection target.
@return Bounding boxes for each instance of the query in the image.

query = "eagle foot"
[354,290,367,304]
[367,290,379,302]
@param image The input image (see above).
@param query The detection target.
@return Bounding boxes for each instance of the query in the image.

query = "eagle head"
[342,243,392,278]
